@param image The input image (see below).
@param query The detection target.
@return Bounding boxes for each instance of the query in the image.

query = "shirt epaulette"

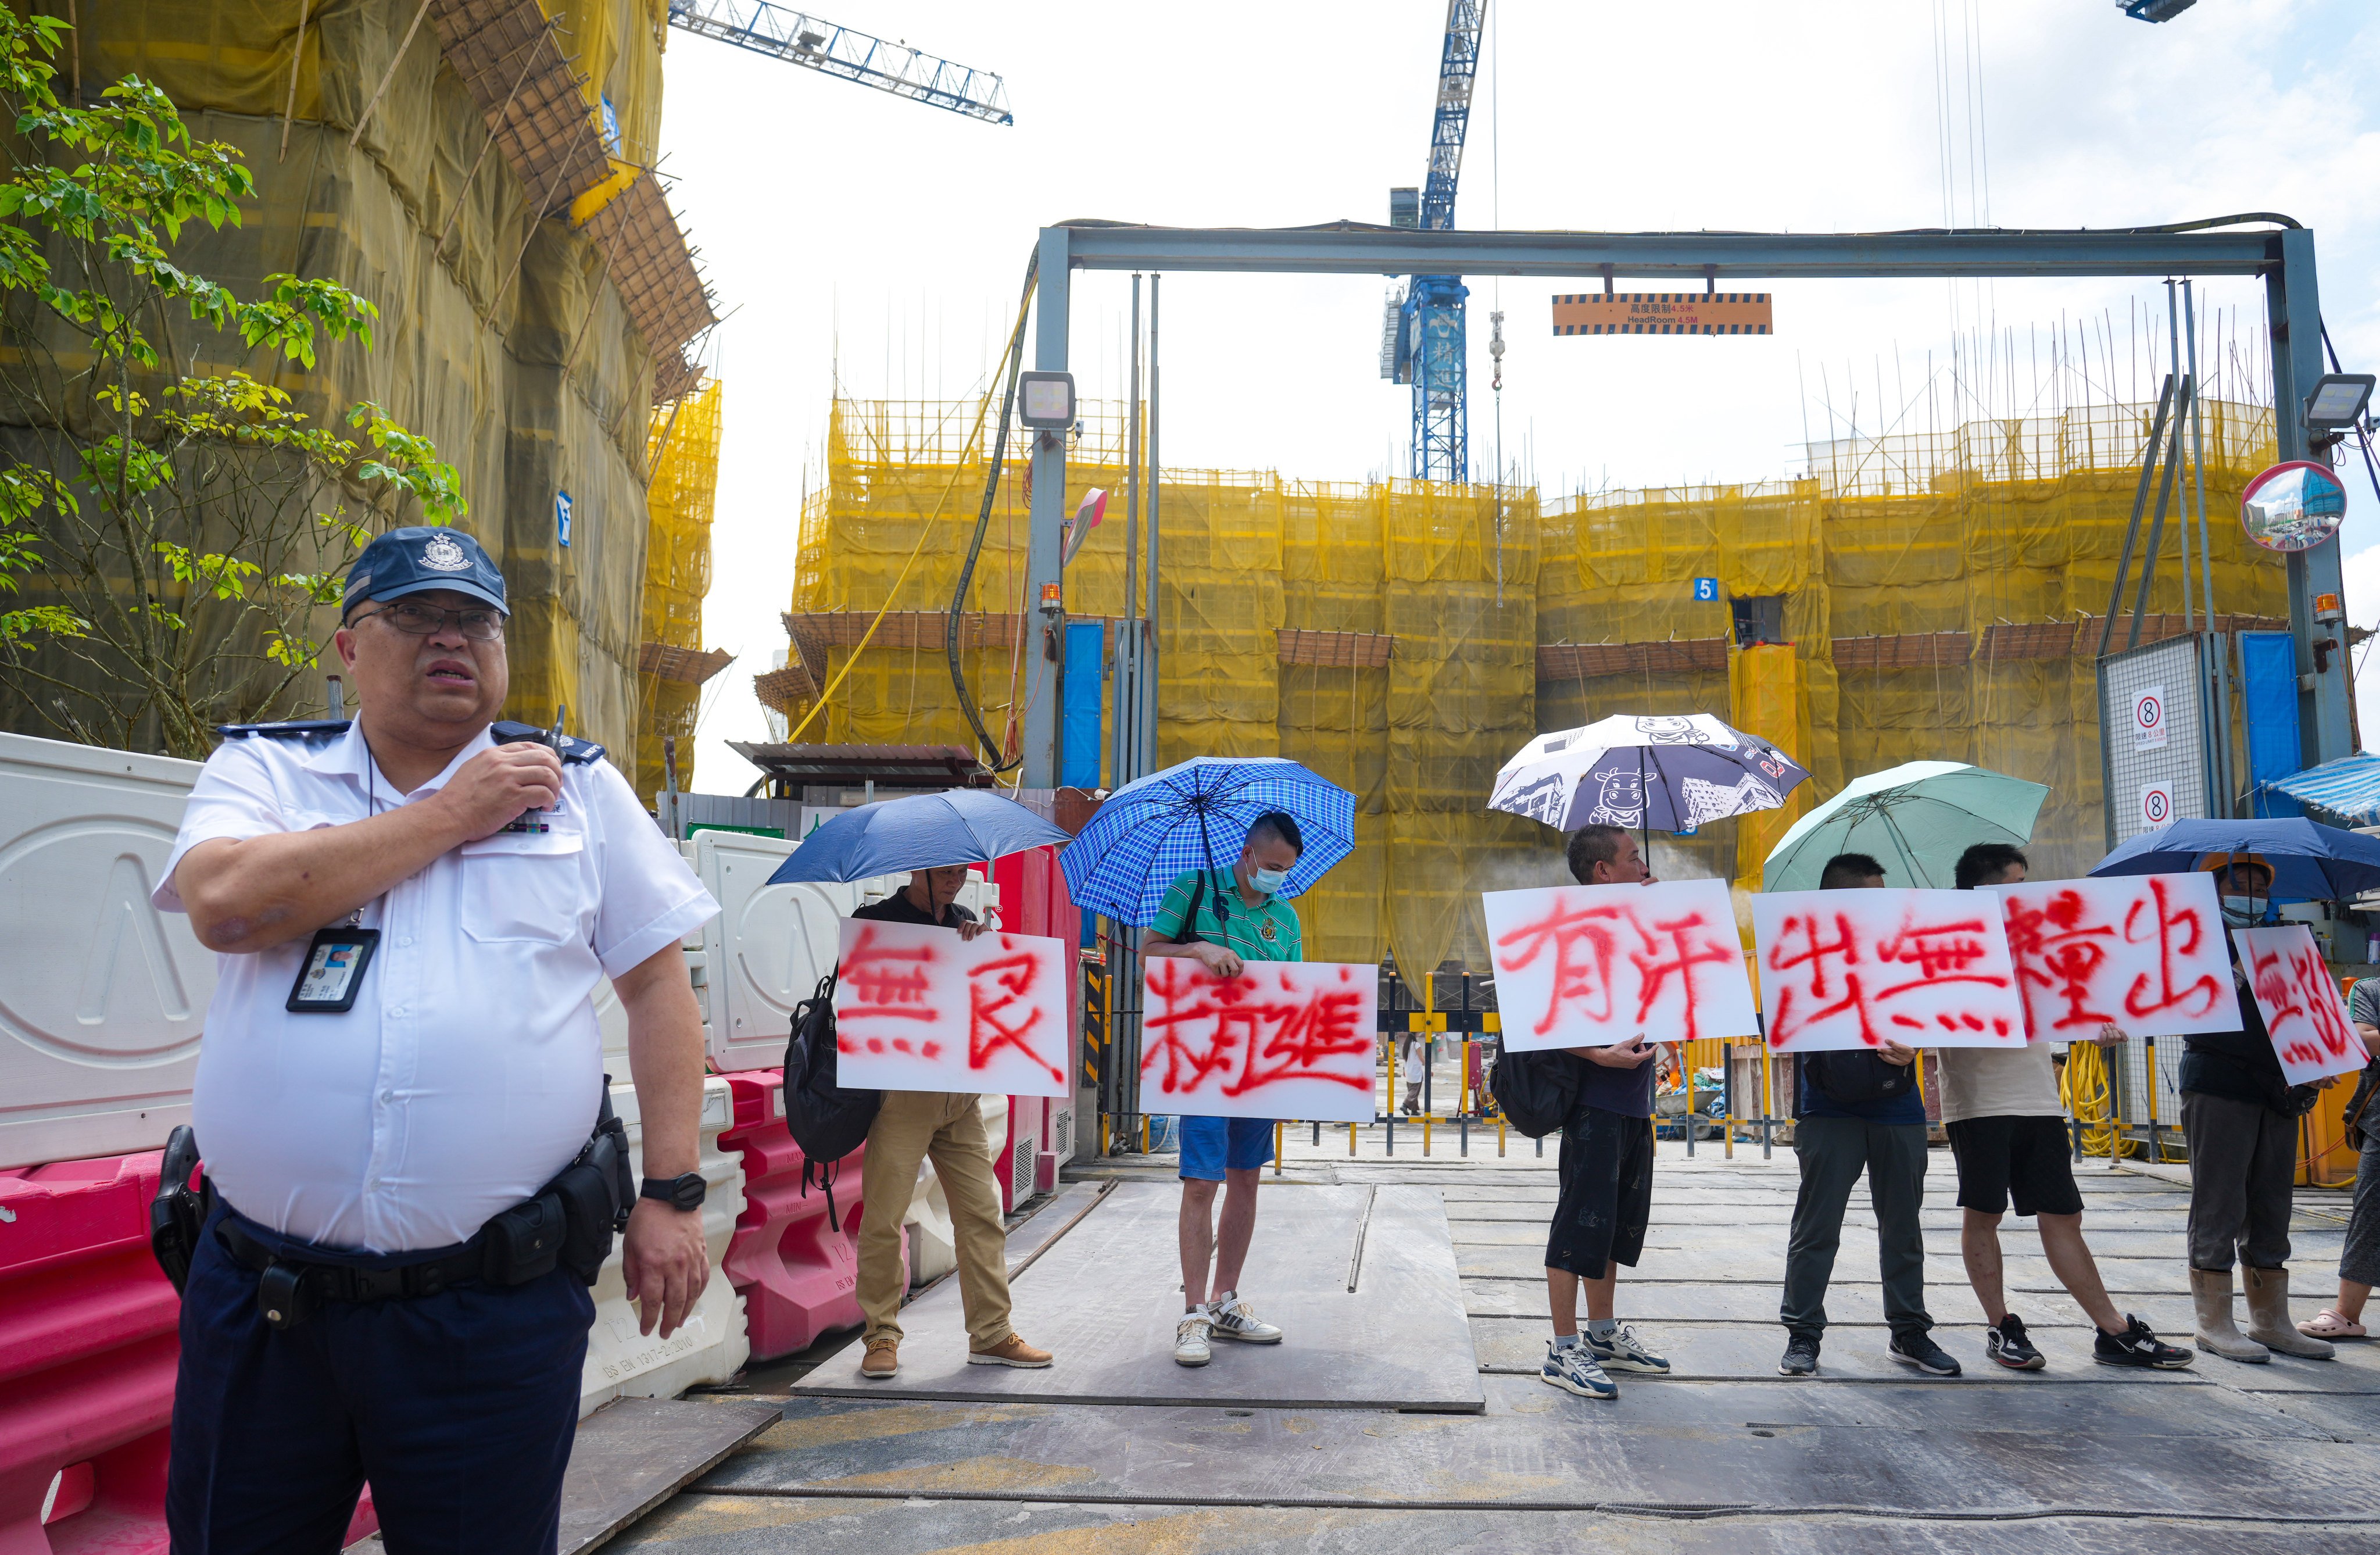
[214,718,353,741]
[488,721,607,764]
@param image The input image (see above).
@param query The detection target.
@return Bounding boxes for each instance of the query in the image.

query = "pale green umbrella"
[1761,760,2049,893]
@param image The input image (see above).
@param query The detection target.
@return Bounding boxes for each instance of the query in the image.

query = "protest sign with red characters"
[1481,880,1756,1053]
[2232,924,2367,1085]
[1982,873,2241,1042]
[832,918,1071,1098]
[1752,888,2027,1052]
[1139,959,1379,1122]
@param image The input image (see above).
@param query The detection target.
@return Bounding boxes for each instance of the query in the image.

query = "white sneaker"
[1206,1291,1284,1345]
[1174,1311,1214,1367]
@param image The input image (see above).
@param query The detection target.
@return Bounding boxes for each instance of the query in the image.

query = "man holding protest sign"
[1141,813,1305,1367]
[851,868,1055,1382]
[2181,854,2343,1361]
[1773,854,1960,1378]
[1533,824,1675,1401]
[1948,843,2193,1371]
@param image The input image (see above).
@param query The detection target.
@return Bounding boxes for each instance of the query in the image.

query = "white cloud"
[657,0,2380,789]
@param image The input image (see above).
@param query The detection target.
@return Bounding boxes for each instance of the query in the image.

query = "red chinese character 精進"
[1765,910,1884,1048]
[1627,909,1738,1043]
[838,925,946,1060]
[2000,888,2118,1036]
[1140,961,1372,1098]
[966,944,1063,1085]
[2119,877,2224,1025]
[1493,897,1626,1036]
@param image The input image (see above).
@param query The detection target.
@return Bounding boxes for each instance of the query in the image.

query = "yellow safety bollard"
[1141,1114,1151,1154]
[1497,1115,1506,1157]
[1348,1121,1357,1156]
[1274,1120,1284,1175]
[1423,1114,1432,1156]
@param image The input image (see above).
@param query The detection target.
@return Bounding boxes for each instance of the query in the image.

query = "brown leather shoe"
[966,1334,1053,1368]
[860,1338,900,1379]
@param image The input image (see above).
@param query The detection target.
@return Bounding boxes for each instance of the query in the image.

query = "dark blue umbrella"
[765,789,1072,884]
[2088,816,2380,902]
[1060,757,1355,927]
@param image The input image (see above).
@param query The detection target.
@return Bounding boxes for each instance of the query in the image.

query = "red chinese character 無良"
[967,946,1062,1085]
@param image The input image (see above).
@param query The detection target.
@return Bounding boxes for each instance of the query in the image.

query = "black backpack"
[1489,1046,1584,1138]
[781,972,879,1230]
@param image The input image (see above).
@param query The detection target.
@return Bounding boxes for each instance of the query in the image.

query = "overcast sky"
[657,0,2380,789]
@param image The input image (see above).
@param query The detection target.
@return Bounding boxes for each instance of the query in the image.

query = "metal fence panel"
[2098,635,2211,847]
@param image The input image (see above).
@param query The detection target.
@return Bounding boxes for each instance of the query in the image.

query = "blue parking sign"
[1692,577,1720,602]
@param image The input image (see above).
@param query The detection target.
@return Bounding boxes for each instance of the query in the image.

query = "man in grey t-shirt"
[1944,843,2191,1371]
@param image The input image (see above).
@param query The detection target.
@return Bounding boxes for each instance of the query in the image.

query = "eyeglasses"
[353,600,506,642]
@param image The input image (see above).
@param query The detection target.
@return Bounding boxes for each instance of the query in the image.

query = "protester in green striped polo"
[1141,812,1304,1367]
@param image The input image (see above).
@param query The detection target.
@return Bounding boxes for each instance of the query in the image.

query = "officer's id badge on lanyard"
[286,735,399,1013]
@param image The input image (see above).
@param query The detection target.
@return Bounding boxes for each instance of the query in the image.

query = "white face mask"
[1249,865,1289,895]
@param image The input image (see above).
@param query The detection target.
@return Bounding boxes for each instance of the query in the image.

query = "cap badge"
[421,535,471,572]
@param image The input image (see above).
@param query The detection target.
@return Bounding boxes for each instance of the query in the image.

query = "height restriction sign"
[2132,686,2167,751]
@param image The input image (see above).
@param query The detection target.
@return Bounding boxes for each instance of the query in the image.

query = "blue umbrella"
[765,789,1072,884]
[1060,757,1355,927]
[2088,816,2380,902]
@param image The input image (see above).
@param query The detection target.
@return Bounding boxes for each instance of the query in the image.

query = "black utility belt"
[202,1086,638,1331]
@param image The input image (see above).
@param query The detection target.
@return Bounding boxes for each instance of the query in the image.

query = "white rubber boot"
[2243,1266,2336,1360]
[2189,1267,2269,1363]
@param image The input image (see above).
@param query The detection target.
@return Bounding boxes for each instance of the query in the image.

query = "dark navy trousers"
[167,1200,593,1554]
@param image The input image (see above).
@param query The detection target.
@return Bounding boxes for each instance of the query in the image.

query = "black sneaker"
[1985,1313,2045,1370]
[2094,1314,2196,1370]
[1888,1332,1963,1376]
[1777,1335,1820,1376]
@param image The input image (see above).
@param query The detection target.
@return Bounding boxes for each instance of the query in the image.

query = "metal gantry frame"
[1021,219,2349,814]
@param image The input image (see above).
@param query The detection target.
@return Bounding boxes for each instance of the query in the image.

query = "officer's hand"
[1193,942,1244,980]
[436,743,564,841]
[622,1198,710,1340]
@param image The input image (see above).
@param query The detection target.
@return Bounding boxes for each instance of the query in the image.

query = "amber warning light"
[1552,292,1774,337]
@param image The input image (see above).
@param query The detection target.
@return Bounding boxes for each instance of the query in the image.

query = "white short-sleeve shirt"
[153,721,719,1253]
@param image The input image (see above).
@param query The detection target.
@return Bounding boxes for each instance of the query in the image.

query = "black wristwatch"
[640,1172,706,1213]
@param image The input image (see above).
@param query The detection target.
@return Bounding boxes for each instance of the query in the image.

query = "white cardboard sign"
[832,918,1071,1098]
[2232,924,2368,1086]
[1482,879,1755,1053]
[1983,873,2242,1043]
[1139,958,1379,1123]
[1752,888,2028,1052]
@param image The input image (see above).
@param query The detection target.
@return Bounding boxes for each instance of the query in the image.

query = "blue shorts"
[1178,1116,1275,1179]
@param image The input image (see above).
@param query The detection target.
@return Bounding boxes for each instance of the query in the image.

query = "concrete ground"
[614,1138,2379,1554]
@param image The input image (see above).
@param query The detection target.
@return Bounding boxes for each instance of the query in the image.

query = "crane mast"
[1384,0,1483,483]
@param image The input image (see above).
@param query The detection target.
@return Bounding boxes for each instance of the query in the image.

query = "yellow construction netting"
[635,378,722,797]
[792,395,2290,980]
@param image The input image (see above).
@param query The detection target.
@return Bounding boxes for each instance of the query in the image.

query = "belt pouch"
[549,1164,618,1284]
[481,1193,567,1286]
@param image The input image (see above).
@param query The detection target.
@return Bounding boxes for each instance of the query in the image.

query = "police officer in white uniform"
[153,526,721,1554]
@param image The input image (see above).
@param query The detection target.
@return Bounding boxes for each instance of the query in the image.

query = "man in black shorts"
[1538,825,1672,1402]
[1944,843,2191,1371]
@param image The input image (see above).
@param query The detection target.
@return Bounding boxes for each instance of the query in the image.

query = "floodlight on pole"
[1018,370,1076,430]
[2303,373,2374,432]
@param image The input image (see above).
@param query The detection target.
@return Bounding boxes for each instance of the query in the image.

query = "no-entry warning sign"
[2132,686,2168,751]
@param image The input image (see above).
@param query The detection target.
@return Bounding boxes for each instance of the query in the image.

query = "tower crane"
[665,0,1012,126]
[1380,0,1484,482]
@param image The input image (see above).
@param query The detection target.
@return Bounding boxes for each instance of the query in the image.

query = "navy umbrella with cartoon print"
[1487,713,1810,835]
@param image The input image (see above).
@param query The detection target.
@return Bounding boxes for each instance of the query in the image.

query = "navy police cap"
[342,526,508,619]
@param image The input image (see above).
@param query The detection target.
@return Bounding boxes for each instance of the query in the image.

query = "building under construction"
[3,0,726,774]
[773,394,2288,983]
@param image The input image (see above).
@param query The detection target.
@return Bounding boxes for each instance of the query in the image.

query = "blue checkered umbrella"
[1060,757,1356,927]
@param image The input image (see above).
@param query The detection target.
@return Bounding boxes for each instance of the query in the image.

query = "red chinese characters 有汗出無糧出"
[1491,895,1738,1043]
[1765,905,2015,1048]
[1140,958,1373,1100]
